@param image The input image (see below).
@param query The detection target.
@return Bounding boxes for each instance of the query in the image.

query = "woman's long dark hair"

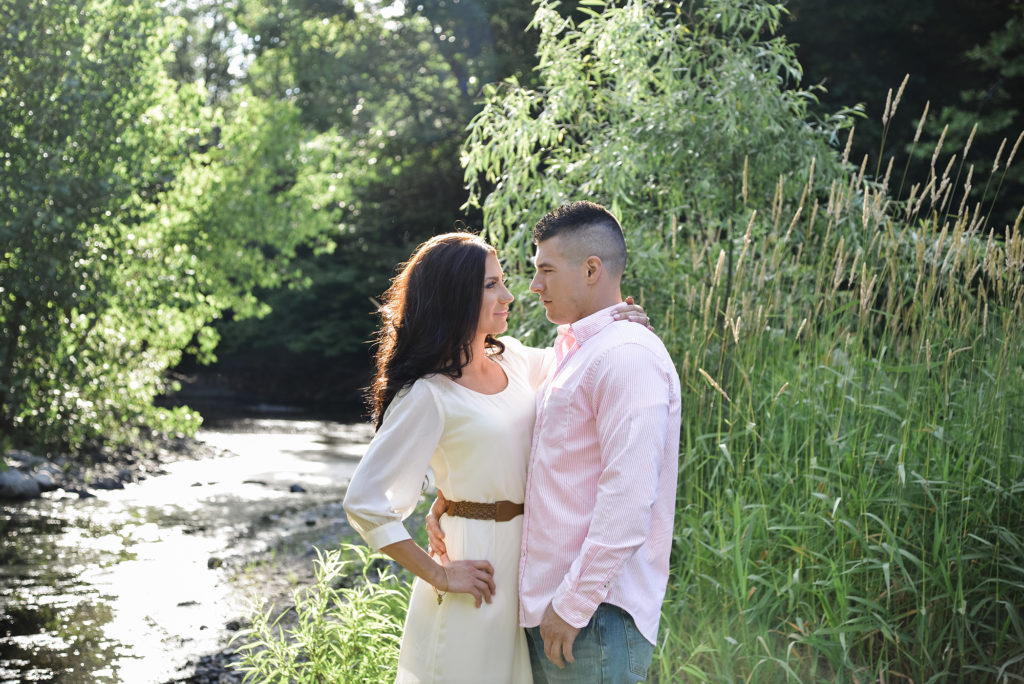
[368,232,505,429]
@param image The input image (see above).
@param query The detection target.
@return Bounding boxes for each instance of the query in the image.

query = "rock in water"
[32,470,58,492]
[91,476,124,490]
[0,470,42,501]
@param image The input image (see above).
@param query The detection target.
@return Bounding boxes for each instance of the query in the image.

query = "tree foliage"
[6,0,1021,449]
[163,0,245,105]
[205,0,540,407]
[463,0,855,342]
[0,0,332,449]
[784,0,1023,230]
[909,1,1024,231]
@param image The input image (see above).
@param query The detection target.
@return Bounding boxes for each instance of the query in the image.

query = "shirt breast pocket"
[538,382,574,449]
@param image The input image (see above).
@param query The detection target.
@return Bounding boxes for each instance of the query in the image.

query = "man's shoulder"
[597,320,672,357]
[584,322,677,379]
[582,324,681,407]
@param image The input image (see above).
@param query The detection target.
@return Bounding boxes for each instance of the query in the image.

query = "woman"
[343,232,646,684]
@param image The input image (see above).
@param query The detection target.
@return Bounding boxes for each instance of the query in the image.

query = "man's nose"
[529,274,542,293]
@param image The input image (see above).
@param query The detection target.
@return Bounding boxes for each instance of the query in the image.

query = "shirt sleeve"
[343,380,444,550]
[551,343,674,626]
[500,336,555,390]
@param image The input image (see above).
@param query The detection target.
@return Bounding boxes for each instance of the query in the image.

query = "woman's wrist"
[430,561,448,591]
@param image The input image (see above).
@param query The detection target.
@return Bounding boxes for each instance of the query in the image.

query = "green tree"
[203,0,540,409]
[163,0,245,104]
[908,1,1024,230]
[463,0,853,343]
[0,0,333,449]
[783,0,1023,228]
[1,0,179,446]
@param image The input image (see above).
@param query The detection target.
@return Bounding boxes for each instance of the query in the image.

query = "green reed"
[652,114,1024,682]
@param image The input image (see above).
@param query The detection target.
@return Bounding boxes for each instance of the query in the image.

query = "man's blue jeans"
[525,603,654,683]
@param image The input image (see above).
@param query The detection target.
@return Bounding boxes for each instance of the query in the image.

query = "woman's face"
[477,252,514,338]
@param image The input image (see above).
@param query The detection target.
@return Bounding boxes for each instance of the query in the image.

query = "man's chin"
[539,302,566,324]
[545,312,570,325]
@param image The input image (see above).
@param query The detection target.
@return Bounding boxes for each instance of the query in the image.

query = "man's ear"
[584,256,603,282]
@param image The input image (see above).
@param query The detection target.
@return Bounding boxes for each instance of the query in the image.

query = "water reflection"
[0,418,373,683]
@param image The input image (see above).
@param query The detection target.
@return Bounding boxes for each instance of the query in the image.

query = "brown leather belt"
[446,499,524,522]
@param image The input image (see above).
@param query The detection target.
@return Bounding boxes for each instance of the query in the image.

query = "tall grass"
[652,117,1024,682]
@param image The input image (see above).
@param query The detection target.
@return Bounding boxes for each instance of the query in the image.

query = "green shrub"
[233,544,410,683]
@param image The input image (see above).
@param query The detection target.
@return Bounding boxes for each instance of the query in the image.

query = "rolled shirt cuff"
[363,520,412,550]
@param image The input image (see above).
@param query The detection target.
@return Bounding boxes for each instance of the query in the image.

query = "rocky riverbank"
[0,434,220,502]
[1,421,376,683]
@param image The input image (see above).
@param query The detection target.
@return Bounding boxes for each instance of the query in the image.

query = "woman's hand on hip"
[438,559,496,608]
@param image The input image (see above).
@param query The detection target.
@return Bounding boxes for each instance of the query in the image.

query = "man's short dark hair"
[532,201,627,276]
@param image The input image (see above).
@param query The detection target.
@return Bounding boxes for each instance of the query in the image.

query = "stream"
[0,417,374,683]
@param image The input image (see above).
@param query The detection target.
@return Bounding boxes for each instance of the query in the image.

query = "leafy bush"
[463,0,858,345]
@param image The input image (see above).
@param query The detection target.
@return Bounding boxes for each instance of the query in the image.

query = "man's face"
[530,236,589,325]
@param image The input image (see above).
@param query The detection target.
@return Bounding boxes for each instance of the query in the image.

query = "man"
[517,201,681,683]
[430,201,681,682]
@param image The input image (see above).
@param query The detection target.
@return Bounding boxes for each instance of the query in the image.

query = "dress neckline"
[446,357,510,396]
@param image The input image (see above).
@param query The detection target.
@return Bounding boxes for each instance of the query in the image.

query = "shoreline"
[1,433,221,503]
[1,427,373,684]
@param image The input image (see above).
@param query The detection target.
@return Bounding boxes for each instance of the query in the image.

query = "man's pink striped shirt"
[518,304,682,644]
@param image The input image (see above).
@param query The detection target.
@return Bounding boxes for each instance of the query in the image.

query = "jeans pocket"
[621,611,654,679]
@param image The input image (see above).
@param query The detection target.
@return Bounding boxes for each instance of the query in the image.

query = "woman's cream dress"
[344,337,552,684]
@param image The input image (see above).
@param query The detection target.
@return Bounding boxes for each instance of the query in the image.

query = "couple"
[343,201,682,683]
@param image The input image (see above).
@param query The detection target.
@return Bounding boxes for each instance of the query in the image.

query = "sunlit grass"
[652,113,1024,682]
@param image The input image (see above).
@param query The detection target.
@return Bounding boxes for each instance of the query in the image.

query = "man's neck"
[571,292,622,324]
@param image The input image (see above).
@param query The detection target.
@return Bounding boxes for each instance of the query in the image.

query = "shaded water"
[0,418,373,683]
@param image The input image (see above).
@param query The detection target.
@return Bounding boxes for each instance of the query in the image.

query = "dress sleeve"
[343,380,444,550]
[500,336,555,390]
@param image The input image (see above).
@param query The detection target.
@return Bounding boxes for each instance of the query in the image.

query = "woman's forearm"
[380,538,496,607]
[380,539,446,589]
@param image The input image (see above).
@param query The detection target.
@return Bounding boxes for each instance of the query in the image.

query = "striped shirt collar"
[556,303,619,350]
